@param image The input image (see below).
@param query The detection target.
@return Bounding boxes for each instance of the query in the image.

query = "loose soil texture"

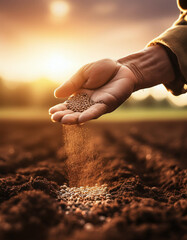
[0,119,186,240]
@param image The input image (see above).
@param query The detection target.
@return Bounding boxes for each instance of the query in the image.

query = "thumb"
[54,65,88,98]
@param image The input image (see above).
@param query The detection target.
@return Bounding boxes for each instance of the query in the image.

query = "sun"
[50,1,70,18]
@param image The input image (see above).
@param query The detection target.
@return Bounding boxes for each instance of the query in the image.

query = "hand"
[49,59,137,124]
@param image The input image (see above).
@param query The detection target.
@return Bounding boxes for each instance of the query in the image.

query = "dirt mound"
[0,190,61,240]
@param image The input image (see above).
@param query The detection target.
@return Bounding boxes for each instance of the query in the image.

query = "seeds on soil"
[58,183,113,220]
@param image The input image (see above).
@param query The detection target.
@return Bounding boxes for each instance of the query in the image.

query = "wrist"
[118,45,175,91]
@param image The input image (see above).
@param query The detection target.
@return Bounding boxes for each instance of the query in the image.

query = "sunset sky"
[0,0,186,106]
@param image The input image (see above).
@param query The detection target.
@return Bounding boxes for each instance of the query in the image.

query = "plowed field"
[0,120,186,240]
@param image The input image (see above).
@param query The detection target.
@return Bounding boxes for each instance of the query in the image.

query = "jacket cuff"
[150,43,186,96]
[147,12,187,96]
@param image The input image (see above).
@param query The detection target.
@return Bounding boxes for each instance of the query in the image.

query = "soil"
[0,119,186,240]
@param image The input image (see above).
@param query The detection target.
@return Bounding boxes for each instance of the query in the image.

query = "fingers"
[54,66,88,98]
[54,59,119,98]
[61,112,81,124]
[83,59,120,89]
[51,110,74,122]
[51,110,81,125]
[78,103,108,123]
[49,103,67,115]
[50,103,107,125]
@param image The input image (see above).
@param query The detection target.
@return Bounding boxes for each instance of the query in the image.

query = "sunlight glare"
[150,85,166,100]
[168,93,187,107]
[132,89,150,100]
[43,52,72,81]
[50,1,70,18]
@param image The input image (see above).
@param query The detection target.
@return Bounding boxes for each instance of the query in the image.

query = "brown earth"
[0,119,186,240]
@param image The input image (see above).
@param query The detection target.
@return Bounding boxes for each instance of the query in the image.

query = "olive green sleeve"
[148,11,187,95]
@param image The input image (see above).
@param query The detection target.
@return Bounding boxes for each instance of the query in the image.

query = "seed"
[79,219,85,226]
[58,183,113,217]
[84,223,94,231]
[60,190,66,193]
[99,216,106,222]
[66,93,104,112]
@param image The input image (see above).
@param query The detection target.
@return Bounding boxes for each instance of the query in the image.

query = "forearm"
[118,45,175,92]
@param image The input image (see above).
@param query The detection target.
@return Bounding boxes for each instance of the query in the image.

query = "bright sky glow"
[0,41,74,83]
[50,1,70,18]
[0,0,186,106]
[43,52,72,81]
[168,93,187,107]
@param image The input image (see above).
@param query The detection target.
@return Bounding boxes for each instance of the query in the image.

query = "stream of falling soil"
[59,125,113,222]
[62,125,95,187]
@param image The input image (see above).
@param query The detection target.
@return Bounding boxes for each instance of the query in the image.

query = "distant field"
[100,107,187,121]
[0,107,186,121]
[0,108,49,120]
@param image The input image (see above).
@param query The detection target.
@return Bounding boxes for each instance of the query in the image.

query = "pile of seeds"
[58,184,113,217]
[66,93,95,112]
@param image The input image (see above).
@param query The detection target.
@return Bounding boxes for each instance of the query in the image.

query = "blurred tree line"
[0,77,185,109]
[0,77,60,108]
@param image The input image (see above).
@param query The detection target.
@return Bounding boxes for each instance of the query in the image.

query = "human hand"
[49,59,137,124]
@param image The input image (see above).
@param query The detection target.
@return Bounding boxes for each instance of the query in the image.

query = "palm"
[91,66,135,110]
[49,60,135,124]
